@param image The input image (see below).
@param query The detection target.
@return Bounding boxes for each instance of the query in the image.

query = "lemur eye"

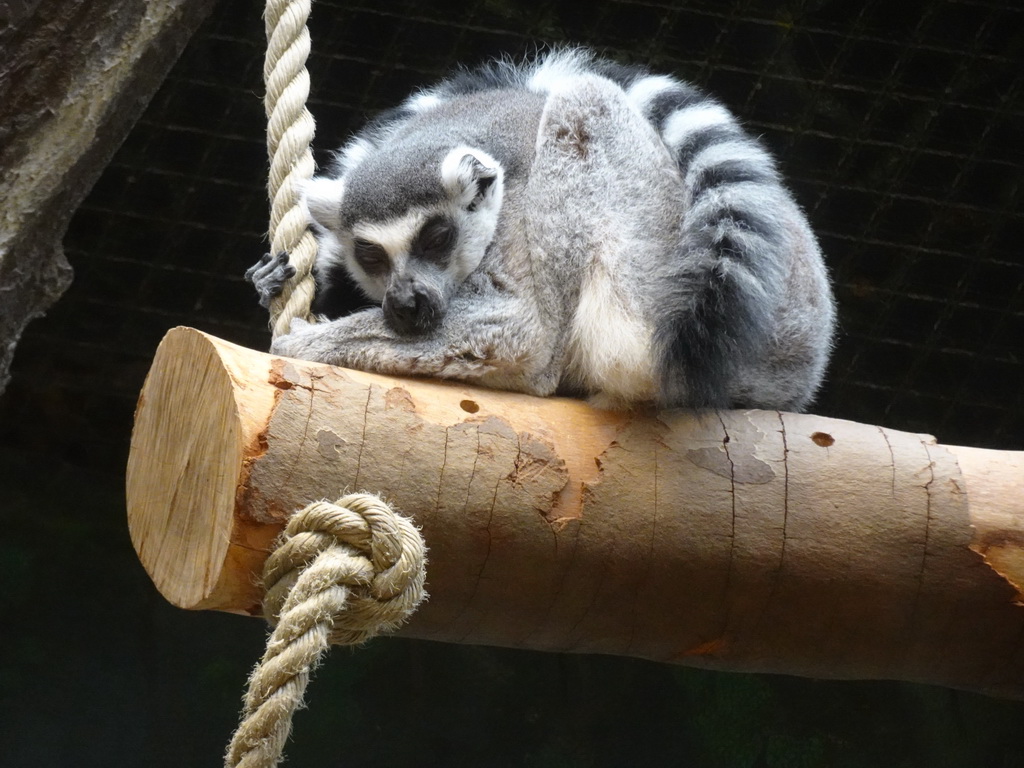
[353,239,389,275]
[414,216,456,263]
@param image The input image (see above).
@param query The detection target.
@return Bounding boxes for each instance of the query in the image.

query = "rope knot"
[262,493,428,645]
[225,494,426,768]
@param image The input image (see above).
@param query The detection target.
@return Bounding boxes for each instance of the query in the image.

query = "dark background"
[2,0,1022,765]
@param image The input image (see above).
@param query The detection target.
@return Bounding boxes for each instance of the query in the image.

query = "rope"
[264,0,319,338]
[224,494,428,768]
[239,5,428,766]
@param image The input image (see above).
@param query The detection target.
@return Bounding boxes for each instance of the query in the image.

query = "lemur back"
[248,49,835,411]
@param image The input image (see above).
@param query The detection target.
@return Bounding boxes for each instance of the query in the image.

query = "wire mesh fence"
[2,0,1021,469]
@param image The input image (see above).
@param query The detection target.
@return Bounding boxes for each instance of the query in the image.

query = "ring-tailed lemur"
[247,48,835,410]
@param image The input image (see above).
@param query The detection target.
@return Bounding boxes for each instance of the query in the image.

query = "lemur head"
[302,145,504,335]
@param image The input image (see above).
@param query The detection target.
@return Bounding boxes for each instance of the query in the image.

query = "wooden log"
[126,327,1024,698]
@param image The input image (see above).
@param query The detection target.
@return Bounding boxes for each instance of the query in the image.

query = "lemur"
[248,48,835,411]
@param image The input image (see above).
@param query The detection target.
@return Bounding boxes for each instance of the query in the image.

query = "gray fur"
[255,49,835,411]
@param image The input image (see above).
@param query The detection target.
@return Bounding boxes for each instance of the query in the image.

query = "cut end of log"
[126,327,278,613]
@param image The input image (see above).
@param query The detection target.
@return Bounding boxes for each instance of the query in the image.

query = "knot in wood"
[261,493,428,646]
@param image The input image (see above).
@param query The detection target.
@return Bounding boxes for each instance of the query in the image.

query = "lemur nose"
[383,280,441,335]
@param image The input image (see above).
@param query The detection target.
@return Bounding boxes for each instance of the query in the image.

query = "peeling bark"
[127,327,1024,697]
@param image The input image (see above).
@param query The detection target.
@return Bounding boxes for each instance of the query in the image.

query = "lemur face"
[302,147,504,334]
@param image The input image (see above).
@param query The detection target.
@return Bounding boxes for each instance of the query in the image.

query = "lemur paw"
[245,252,296,308]
[270,317,320,360]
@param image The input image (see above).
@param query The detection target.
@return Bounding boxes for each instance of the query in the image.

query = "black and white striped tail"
[620,71,790,408]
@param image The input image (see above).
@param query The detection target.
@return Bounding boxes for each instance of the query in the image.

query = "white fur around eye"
[353,213,421,256]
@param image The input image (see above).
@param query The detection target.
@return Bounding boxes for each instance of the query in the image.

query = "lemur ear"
[441,148,503,211]
[300,176,346,229]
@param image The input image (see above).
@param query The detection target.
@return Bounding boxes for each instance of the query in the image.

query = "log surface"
[127,327,1024,697]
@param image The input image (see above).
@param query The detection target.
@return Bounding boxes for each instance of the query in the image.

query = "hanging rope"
[228,5,428,767]
[264,0,319,338]
[225,494,428,768]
